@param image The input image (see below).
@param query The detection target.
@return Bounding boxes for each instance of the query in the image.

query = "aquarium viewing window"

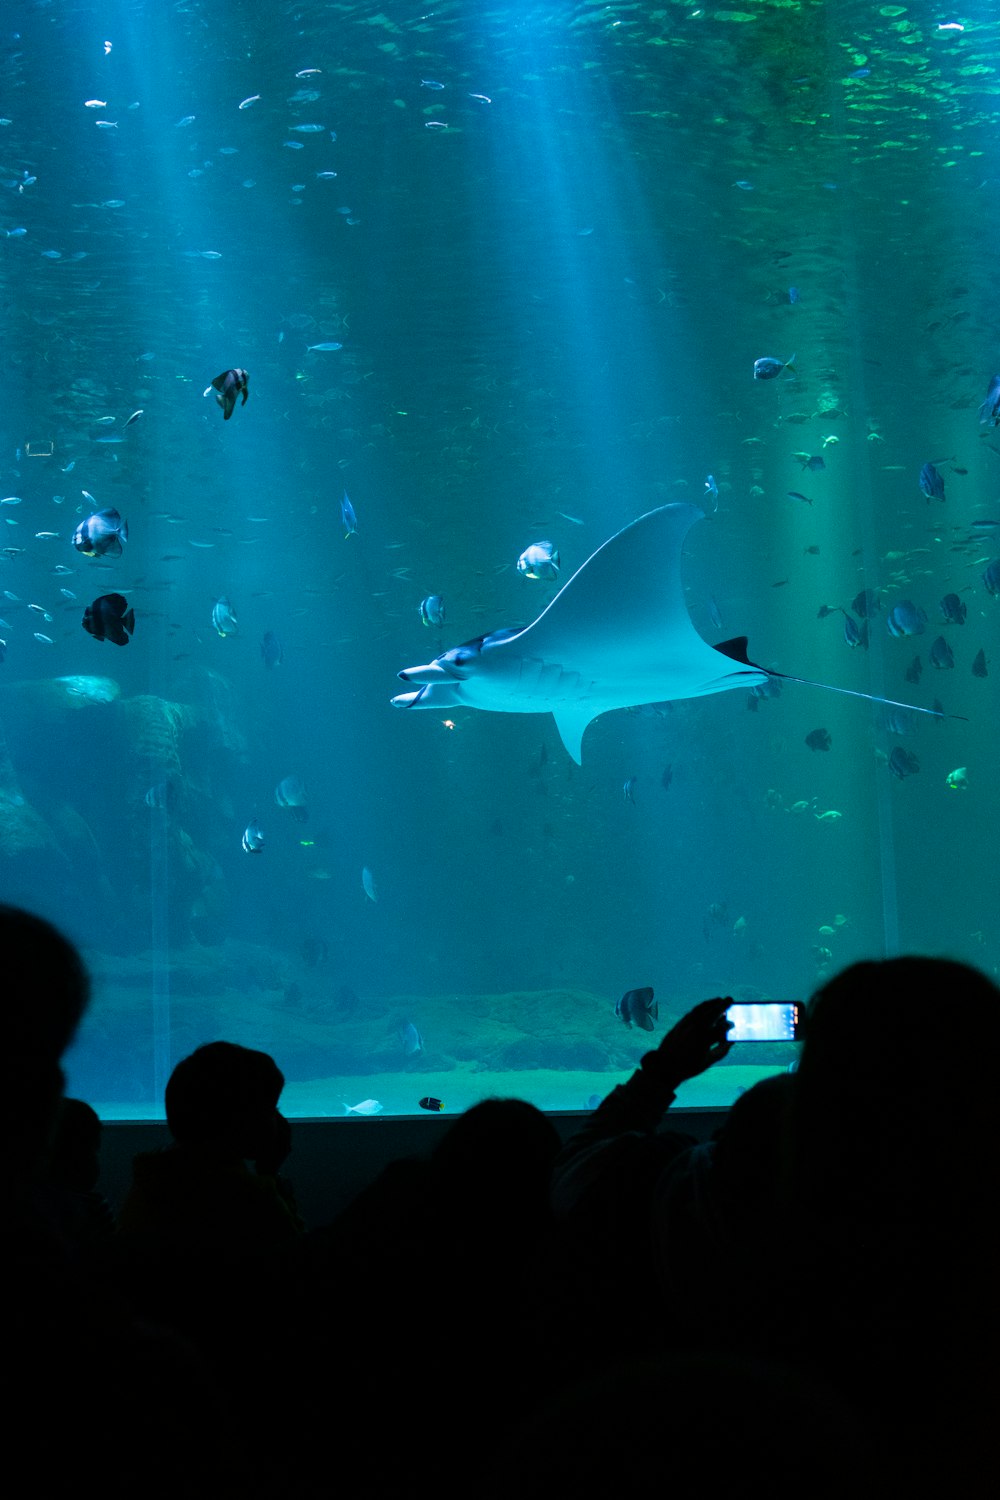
[1,1,996,1121]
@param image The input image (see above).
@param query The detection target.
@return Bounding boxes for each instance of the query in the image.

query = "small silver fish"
[340,492,358,537]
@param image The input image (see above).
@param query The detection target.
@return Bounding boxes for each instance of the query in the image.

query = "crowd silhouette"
[5,899,995,1496]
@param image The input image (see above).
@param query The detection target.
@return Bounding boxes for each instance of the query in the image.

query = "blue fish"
[978,373,1000,428]
[753,353,795,380]
[615,986,657,1032]
[623,776,638,804]
[879,704,918,737]
[886,600,927,638]
[275,774,308,821]
[939,593,966,625]
[842,614,867,649]
[888,746,919,780]
[242,818,264,853]
[145,781,179,812]
[261,630,283,667]
[919,462,945,502]
[208,368,249,421]
[983,559,1000,597]
[73,507,128,558]
[419,594,445,627]
[788,286,800,304]
[704,474,719,510]
[340,492,358,538]
[211,597,238,636]
[929,635,954,670]
[517,541,560,581]
[82,592,134,645]
[397,1021,423,1057]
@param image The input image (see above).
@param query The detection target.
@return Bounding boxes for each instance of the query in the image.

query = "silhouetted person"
[486,1348,870,1500]
[295,1097,562,1498]
[3,904,90,1209]
[2,906,233,1495]
[36,1096,116,1252]
[112,1040,303,1491]
[652,1071,793,1349]
[775,957,999,1485]
[119,1040,301,1250]
[549,998,733,1369]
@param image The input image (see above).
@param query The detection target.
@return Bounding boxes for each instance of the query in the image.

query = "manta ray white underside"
[391,503,945,764]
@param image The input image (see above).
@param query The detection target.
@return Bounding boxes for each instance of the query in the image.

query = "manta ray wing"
[394,505,767,762]
[511,504,765,757]
[392,504,955,763]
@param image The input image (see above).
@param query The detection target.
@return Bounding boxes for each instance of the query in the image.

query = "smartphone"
[725,1001,803,1042]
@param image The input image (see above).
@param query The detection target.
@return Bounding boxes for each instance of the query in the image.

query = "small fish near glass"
[615,986,657,1031]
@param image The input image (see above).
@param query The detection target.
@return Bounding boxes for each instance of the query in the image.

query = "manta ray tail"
[715,636,965,721]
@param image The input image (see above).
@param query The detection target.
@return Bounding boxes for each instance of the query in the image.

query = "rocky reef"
[0,669,248,949]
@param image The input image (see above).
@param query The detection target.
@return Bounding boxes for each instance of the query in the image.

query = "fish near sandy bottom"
[615,986,657,1031]
[391,504,953,764]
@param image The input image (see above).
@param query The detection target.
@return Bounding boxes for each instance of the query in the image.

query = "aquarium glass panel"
[1,0,996,1119]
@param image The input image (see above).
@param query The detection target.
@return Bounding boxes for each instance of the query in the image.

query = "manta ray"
[391,503,946,764]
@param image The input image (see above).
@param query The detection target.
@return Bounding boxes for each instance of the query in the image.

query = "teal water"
[1,1,996,1118]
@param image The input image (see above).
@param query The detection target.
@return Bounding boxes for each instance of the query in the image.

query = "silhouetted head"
[2,904,90,1065]
[165,1042,284,1157]
[431,1097,560,1225]
[790,956,999,1221]
[1,906,91,1184]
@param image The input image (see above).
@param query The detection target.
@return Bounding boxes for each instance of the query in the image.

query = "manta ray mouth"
[397,662,453,685]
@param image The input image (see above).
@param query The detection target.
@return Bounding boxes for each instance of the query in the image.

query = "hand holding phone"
[648,996,734,1087]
